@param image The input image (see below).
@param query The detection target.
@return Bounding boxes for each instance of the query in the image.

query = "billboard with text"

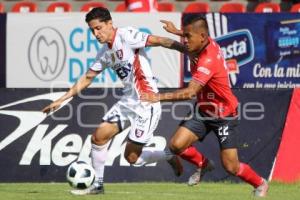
[6,13,181,88]
[183,13,300,88]
[0,88,291,182]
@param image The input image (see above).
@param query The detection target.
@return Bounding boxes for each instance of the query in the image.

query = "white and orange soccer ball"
[66,161,95,189]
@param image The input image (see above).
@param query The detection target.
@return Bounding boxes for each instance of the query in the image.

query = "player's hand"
[42,100,63,114]
[140,92,160,103]
[160,20,178,34]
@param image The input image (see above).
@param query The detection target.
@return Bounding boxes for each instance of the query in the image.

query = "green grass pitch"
[0,182,299,200]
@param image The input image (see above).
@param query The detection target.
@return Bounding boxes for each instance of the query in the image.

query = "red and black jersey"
[191,37,238,118]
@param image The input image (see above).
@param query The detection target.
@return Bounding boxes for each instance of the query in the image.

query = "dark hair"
[85,7,112,23]
[182,14,208,30]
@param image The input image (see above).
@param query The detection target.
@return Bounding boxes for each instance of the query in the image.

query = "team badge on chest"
[135,129,144,138]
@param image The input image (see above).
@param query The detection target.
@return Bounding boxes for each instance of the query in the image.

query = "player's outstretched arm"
[160,20,183,37]
[140,80,203,103]
[147,35,187,53]
[42,69,99,114]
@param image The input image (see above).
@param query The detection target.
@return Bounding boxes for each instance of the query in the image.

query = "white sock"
[91,143,109,186]
[134,149,173,166]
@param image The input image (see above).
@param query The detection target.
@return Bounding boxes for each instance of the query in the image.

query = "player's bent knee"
[168,142,183,155]
[91,123,118,145]
[91,133,110,146]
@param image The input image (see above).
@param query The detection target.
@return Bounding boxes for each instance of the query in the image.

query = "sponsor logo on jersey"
[197,66,211,75]
[115,63,132,79]
[116,49,123,60]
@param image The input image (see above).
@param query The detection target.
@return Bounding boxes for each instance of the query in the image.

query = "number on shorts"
[218,125,229,136]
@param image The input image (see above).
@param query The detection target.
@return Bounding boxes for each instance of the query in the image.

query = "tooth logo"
[28,27,66,81]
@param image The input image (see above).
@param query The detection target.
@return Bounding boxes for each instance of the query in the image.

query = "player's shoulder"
[118,26,139,37]
[207,37,220,52]
[198,39,220,66]
[94,45,109,61]
[197,50,214,67]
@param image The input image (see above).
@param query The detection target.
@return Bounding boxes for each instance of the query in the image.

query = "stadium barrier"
[0,88,293,182]
[1,12,300,183]
[0,13,300,88]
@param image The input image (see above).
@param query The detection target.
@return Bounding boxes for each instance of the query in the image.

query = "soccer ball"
[66,161,95,189]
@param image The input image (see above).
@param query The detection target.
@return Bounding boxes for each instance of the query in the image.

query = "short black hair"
[182,14,208,30]
[85,7,112,23]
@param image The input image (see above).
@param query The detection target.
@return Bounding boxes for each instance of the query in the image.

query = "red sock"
[179,146,207,168]
[237,163,264,188]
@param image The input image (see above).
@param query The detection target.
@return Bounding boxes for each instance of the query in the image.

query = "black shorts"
[179,107,239,149]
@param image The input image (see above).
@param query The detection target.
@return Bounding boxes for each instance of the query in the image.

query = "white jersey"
[90,27,158,112]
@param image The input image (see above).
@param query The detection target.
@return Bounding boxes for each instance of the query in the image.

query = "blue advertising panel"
[183,13,300,88]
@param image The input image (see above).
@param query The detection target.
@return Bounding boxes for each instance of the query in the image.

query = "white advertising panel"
[6,13,182,88]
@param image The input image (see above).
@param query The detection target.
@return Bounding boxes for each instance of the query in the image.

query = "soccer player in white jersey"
[42,7,185,195]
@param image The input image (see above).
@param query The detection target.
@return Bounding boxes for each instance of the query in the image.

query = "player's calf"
[167,155,183,177]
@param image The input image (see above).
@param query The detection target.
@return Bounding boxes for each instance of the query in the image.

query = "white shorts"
[102,101,161,144]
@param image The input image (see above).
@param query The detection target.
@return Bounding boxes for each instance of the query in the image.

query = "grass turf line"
[0,182,299,200]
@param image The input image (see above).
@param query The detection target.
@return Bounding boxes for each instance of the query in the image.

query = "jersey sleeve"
[89,46,109,72]
[124,27,149,49]
[192,61,215,86]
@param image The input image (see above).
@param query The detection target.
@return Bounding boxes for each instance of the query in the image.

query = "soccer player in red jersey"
[141,15,269,197]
